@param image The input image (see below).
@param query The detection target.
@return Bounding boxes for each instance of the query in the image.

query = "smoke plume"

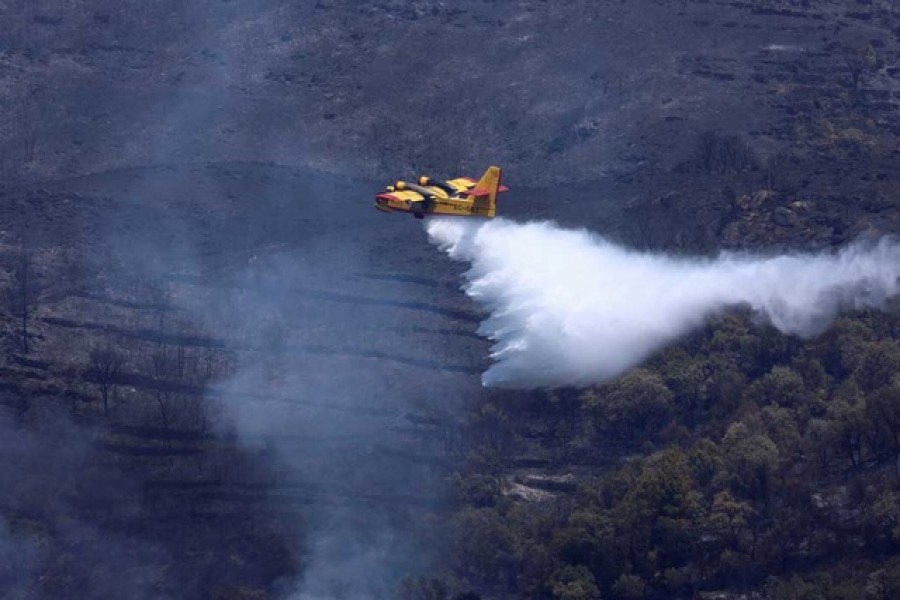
[427,218,900,388]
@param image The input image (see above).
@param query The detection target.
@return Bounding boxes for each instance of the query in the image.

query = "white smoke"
[427,218,900,388]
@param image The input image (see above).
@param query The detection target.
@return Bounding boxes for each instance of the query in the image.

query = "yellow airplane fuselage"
[375,189,495,218]
[374,166,507,219]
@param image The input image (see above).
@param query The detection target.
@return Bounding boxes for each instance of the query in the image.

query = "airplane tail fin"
[472,166,504,217]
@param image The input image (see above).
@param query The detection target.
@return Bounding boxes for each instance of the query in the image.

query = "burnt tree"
[86,344,123,416]
[5,246,42,354]
[151,345,175,429]
[18,93,38,164]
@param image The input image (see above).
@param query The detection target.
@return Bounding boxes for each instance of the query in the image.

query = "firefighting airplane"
[374,166,509,219]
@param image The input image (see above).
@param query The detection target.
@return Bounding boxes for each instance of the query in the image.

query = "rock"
[735,190,775,212]
[518,473,577,492]
[503,480,556,503]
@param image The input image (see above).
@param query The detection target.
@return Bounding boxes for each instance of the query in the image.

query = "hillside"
[1,1,900,599]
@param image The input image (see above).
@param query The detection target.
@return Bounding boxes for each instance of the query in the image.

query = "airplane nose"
[374,195,392,212]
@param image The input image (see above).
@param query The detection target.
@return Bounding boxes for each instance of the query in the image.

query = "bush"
[681,131,759,175]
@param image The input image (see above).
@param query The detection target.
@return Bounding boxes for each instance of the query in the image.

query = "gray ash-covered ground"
[2,0,898,187]
[0,163,491,597]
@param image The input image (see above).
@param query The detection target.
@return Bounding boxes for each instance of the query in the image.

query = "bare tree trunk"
[156,390,169,429]
[6,247,35,354]
[18,94,38,164]
[87,344,122,417]
[21,256,28,354]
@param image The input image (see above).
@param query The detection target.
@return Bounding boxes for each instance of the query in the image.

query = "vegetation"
[2,0,900,597]
[680,132,760,176]
[7,241,900,598]
[436,310,900,599]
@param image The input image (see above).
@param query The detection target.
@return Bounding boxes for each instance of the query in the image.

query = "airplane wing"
[445,177,477,193]
[379,190,426,202]
[446,176,509,196]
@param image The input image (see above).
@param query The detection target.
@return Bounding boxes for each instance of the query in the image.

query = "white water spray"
[427,218,900,388]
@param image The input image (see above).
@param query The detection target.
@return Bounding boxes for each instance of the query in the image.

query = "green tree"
[862,485,900,547]
[549,565,602,600]
[827,381,869,468]
[866,559,900,600]
[611,574,645,599]
[688,438,723,488]
[854,341,900,393]
[765,573,835,600]
[452,507,519,589]
[747,366,807,409]
[709,491,755,551]
[761,405,802,463]
[722,421,779,500]
[450,472,502,508]
[815,318,872,377]
[552,508,613,573]
[868,381,900,458]
[587,370,673,443]
[660,350,708,426]
[705,360,747,421]
[803,417,833,474]
[611,449,701,574]
[470,403,515,464]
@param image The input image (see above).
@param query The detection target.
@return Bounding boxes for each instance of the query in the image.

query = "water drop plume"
[427,217,900,388]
